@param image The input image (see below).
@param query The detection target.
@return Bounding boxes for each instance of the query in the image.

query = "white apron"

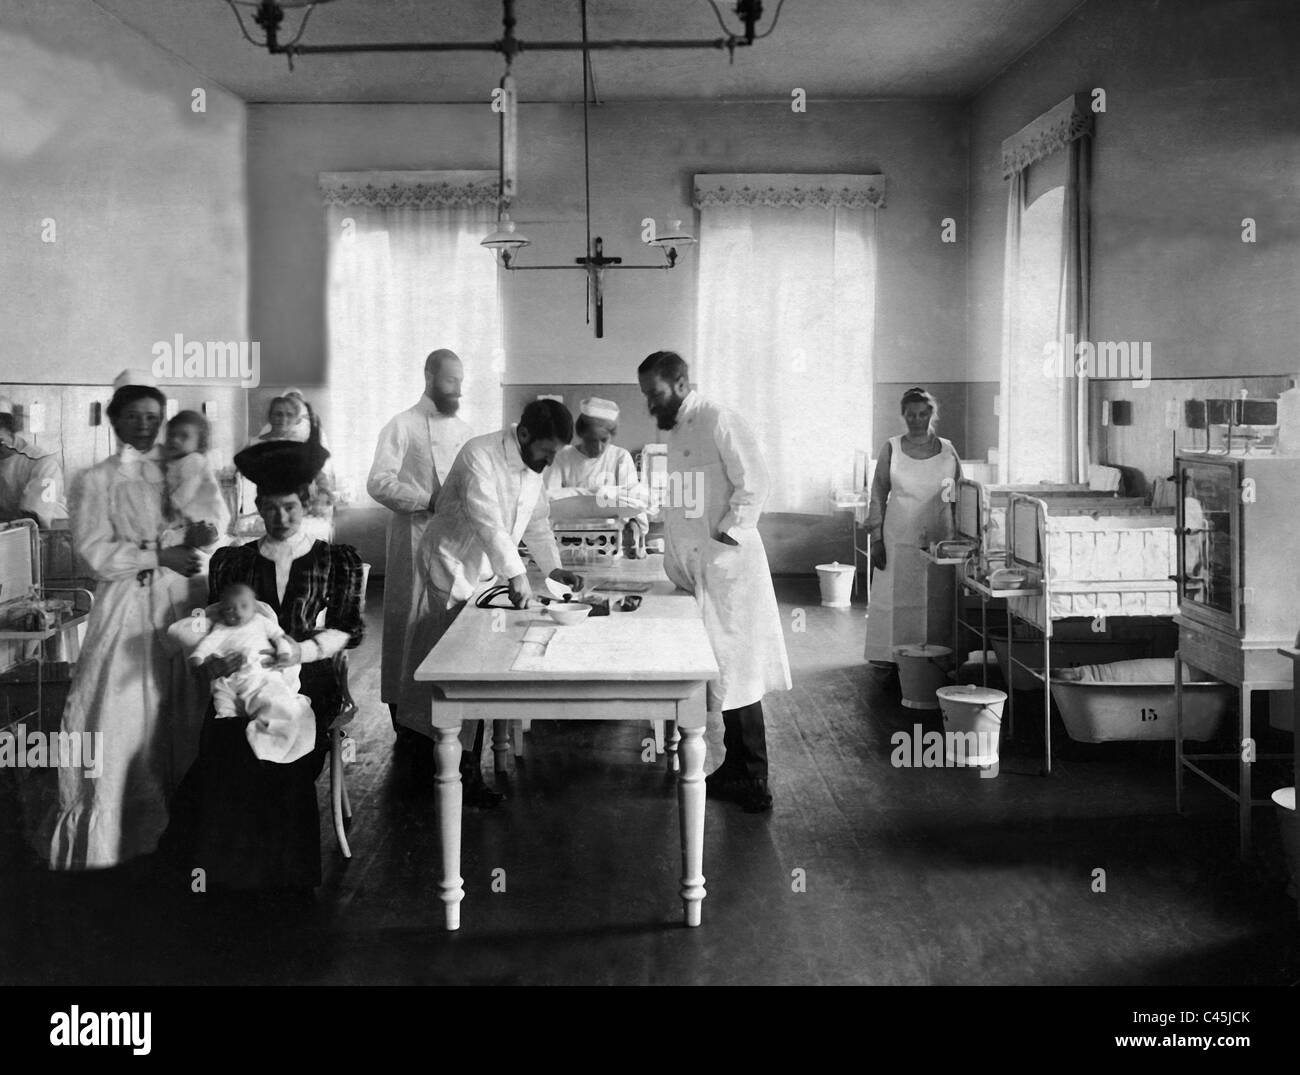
[863,436,959,662]
[367,400,472,704]
[662,393,790,712]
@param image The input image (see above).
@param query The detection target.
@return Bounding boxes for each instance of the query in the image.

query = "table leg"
[1174,652,1184,814]
[492,719,510,774]
[981,594,988,688]
[1005,606,1015,739]
[1042,627,1052,776]
[1294,671,1300,924]
[1240,685,1252,862]
[434,725,465,931]
[511,720,525,759]
[677,724,706,927]
[665,720,681,774]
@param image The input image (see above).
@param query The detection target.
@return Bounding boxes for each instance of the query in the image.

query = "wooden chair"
[326,561,369,859]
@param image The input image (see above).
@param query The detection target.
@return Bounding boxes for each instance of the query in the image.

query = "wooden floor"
[1,574,1297,985]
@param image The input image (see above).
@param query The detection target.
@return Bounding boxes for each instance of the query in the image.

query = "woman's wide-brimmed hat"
[234,435,329,495]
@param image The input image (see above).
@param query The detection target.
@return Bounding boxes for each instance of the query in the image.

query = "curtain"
[1058,136,1092,480]
[999,95,1093,483]
[693,174,882,515]
[321,171,503,503]
[997,171,1025,483]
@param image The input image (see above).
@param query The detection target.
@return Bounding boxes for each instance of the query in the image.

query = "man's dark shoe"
[706,768,772,812]
[705,765,746,799]
[738,779,773,813]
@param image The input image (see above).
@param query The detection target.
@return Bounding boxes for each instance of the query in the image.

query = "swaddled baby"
[190,582,317,764]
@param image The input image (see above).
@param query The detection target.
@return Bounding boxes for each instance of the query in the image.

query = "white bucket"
[815,561,855,608]
[1273,787,1299,899]
[893,644,952,710]
[937,684,1007,766]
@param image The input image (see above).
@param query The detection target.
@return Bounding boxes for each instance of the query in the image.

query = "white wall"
[0,0,249,388]
[968,0,1300,384]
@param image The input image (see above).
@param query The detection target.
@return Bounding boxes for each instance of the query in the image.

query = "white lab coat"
[545,443,650,535]
[366,397,473,704]
[396,426,562,734]
[0,436,67,528]
[418,426,562,607]
[661,391,791,712]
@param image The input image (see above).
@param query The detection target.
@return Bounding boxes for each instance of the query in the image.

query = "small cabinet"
[1175,454,1300,642]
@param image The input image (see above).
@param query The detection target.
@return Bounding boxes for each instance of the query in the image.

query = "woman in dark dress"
[166,434,363,890]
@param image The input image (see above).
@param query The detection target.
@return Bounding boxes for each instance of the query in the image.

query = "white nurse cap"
[112,369,158,391]
[580,397,620,423]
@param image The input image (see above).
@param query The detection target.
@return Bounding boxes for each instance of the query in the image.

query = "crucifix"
[578,238,619,339]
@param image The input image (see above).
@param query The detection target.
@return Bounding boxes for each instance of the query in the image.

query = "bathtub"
[1049,658,1231,743]
[989,629,1146,692]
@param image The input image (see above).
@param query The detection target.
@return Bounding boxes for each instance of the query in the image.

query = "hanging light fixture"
[226,0,781,334]
[480,0,704,337]
[646,220,699,267]
[480,214,531,259]
[224,0,339,66]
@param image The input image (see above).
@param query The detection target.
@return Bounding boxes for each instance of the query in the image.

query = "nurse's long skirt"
[863,437,958,662]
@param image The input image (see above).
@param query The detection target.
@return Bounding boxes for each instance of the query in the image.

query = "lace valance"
[693,173,886,210]
[319,171,499,209]
[1001,94,1094,178]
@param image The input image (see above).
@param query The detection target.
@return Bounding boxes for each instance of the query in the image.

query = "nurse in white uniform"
[863,387,962,666]
[637,351,791,813]
[34,370,205,869]
[367,350,474,730]
[545,396,649,547]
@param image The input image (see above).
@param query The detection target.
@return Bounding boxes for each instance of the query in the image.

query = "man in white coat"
[401,398,584,806]
[367,349,473,734]
[637,350,791,813]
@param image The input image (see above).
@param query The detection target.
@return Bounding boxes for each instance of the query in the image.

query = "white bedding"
[1006,509,1177,628]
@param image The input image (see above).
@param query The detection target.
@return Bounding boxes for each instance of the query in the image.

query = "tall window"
[694,174,882,515]
[1008,178,1065,482]
[998,95,1093,483]
[322,171,503,501]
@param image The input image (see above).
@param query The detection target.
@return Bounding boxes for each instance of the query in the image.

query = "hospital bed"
[990,494,1178,772]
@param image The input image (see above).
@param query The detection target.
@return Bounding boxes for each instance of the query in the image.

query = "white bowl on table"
[545,602,591,626]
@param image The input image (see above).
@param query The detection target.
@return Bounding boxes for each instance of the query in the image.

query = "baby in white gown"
[162,410,229,550]
[190,583,316,765]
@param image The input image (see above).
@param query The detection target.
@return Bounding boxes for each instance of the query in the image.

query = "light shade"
[481,215,532,251]
[647,219,696,248]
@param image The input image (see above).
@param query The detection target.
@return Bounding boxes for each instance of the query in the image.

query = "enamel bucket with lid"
[937,684,1007,766]
[892,643,952,710]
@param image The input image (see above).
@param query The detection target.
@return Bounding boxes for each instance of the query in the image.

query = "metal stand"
[1174,640,1291,861]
